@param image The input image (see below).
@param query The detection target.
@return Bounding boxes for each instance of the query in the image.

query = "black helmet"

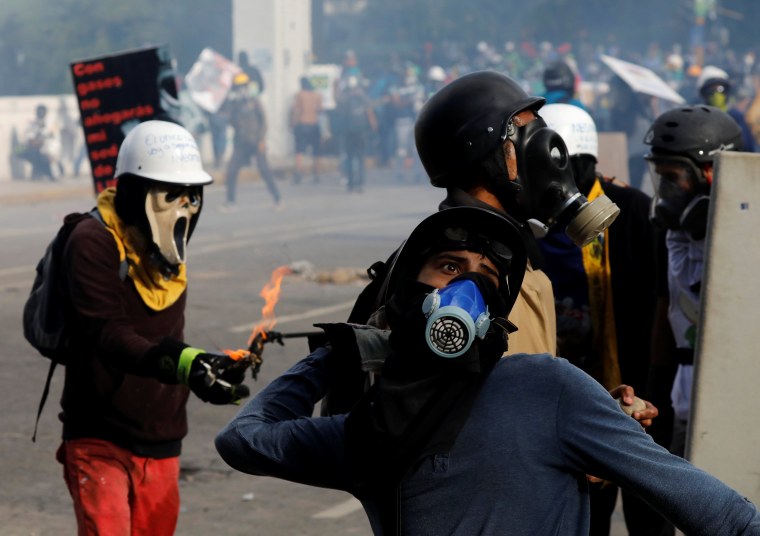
[415,70,544,187]
[384,206,527,317]
[643,105,743,165]
[543,61,575,94]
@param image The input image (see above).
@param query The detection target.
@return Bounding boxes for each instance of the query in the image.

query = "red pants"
[57,438,180,536]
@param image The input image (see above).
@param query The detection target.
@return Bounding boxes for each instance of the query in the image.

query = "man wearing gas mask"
[55,120,249,535]
[216,206,760,536]
[328,71,652,421]
[644,105,743,461]
[415,70,620,354]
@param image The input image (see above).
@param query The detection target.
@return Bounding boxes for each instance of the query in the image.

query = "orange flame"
[223,348,251,362]
[247,265,293,348]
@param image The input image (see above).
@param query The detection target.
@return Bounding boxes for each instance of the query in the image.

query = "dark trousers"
[343,135,366,192]
[226,142,280,204]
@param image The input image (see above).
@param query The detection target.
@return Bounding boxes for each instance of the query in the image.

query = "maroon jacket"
[60,215,189,458]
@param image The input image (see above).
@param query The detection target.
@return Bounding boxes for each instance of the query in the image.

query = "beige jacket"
[506,262,557,356]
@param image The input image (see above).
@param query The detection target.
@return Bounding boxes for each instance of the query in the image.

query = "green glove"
[150,338,250,405]
[178,347,250,405]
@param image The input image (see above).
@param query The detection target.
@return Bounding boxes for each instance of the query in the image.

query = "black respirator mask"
[501,117,620,247]
[648,156,710,240]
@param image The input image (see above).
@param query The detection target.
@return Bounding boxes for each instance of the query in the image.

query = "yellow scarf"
[580,179,621,390]
[96,188,187,311]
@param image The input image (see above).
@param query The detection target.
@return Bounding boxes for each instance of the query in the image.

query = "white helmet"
[539,103,598,160]
[696,65,729,91]
[114,120,212,185]
[428,65,446,82]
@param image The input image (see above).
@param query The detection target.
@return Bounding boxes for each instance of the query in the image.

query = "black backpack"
[23,208,128,441]
[337,92,371,136]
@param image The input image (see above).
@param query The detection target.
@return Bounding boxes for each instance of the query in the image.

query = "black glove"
[149,338,250,405]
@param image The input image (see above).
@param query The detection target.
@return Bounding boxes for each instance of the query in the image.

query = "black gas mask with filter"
[414,70,619,248]
[499,116,620,247]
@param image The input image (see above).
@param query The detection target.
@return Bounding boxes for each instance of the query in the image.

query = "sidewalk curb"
[0,160,303,206]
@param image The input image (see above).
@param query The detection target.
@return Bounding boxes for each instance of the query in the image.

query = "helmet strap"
[481,146,524,219]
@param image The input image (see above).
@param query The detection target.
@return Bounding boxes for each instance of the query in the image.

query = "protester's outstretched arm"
[556,361,760,535]
[215,347,352,491]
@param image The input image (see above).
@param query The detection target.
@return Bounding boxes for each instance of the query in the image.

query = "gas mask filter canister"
[508,118,620,247]
[421,278,491,358]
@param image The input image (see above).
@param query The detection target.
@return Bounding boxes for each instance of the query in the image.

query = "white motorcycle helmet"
[114,119,212,186]
[539,103,598,160]
[114,120,212,274]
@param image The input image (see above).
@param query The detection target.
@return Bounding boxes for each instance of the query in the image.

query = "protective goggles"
[436,226,514,272]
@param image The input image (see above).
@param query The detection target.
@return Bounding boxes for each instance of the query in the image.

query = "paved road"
[0,166,629,535]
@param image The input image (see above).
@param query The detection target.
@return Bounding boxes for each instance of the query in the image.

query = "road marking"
[312,497,363,519]
[192,217,405,257]
[0,266,33,277]
[0,224,58,239]
[228,299,355,333]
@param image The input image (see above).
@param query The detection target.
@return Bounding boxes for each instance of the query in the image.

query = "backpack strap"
[89,208,129,281]
[31,361,57,443]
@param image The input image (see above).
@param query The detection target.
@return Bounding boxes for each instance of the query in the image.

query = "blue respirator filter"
[421,279,491,358]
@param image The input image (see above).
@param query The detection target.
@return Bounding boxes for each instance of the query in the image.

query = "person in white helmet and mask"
[539,103,669,536]
[53,120,250,535]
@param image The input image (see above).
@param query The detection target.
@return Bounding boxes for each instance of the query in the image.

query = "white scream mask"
[144,184,202,266]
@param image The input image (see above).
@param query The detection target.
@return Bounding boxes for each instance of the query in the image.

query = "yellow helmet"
[233,72,250,86]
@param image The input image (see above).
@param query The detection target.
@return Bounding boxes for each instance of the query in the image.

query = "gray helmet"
[644,105,743,165]
[415,70,544,187]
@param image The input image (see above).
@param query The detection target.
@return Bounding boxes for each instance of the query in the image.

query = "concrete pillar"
[232,0,313,161]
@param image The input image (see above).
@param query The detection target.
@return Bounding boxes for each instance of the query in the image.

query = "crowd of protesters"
[317,37,760,182]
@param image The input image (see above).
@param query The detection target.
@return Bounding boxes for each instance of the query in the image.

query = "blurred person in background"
[388,63,426,183]
[17,104,58,181]
[236,50,265,95]
[695,65,756,152]
[335,75,377,193]
[219,73,281,210]
[542,60,587,110]
[290,76,324,184]
[424,65,448,99]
